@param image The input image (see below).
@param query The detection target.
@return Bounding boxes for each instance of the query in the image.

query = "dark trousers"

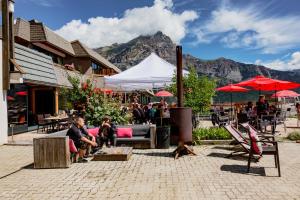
[97,127,114,147]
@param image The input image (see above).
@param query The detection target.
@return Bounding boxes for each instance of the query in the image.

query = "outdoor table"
[259,114,277,134]
[44,116,69,132]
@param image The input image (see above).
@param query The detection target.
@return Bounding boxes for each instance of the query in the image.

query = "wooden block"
[92,147,132,161]
[34,136,70,169]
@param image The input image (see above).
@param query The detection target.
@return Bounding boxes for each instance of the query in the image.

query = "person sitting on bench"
[98,116,115,148]
[67,117,97,163]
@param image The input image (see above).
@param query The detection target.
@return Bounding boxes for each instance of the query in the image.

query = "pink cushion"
[87,128,99,137]
[116,128,133,138]
[249,129,262,155]
[69,139,78,153]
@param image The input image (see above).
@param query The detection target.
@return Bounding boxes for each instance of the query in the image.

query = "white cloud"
[28,0,55,7]
[255,51,300,71]
[55,0,198,48]
[193,2,300,54]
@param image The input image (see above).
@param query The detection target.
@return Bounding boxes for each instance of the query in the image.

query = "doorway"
[35,89,54,115]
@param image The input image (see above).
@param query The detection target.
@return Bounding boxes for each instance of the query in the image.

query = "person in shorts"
[67,117,97,162]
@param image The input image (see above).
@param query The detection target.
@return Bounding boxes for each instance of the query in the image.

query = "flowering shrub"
[61,76,129,126]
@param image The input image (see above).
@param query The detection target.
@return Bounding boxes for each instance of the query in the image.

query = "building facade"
[2,18,120,136]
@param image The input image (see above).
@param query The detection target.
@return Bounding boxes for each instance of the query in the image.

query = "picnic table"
[44,116,70,132]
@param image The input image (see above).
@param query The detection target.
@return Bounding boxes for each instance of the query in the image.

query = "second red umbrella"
[155,90,173,97]
[216,84,249,119]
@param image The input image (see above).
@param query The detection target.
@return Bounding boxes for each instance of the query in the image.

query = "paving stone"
[0,143,300,199]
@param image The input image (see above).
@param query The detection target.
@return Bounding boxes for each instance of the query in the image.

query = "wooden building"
[1,18,120,134]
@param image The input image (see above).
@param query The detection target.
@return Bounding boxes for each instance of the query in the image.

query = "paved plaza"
[0,142,300,200]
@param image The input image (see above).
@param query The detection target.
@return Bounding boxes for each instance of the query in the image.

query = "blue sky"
[15,0,300,71]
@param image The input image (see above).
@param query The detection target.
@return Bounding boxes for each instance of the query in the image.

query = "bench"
[113,124,156,149]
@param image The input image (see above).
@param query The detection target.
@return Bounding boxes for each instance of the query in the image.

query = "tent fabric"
[104,53,188,91]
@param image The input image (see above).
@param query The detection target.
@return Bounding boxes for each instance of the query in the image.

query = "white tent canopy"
[104,53,188,91]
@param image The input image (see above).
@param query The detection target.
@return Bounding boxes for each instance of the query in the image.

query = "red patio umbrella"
[271,90,300,98]
[7,96,15,101]
[16,91,28,96]
[155,90,173,97]
[101,88,113,94]
[216,84,249,119]
[235,75,300,91]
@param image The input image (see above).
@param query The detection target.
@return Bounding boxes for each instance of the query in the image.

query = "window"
[91,62,102,74]
[91,62,100,70]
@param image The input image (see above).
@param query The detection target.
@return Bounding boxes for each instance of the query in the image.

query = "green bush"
[287,131,300,141]
[193,127,231,141]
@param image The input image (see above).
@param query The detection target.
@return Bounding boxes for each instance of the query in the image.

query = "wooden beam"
[32,42,66,58]
[31,88,36,114]
[2,0,10,90]
[54,88,59,115]
[10,59,25,74]
[9,8,14,71]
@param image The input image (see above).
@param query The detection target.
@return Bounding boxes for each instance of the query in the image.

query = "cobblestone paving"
[0,145,33,178]
[0,143,300,200]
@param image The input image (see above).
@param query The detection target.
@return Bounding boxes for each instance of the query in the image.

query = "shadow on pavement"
[133,151,173,158]
[221,164,266,176]
[212,146,234,151]
[0,163,33,179]
[207,152,260,162]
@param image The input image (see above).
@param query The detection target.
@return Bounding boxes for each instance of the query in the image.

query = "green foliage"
[85,98,130,126]
[192,127,231,141]
[169,67,216,113]
[61,76,129,126]
[287,131,300,141]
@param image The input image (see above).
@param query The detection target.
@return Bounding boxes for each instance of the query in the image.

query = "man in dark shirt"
[67,117,97,162]
[256,95,268,117]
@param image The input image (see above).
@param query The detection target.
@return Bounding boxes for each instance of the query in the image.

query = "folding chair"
[240,122,275,141]
[246,126,281,177]
[224,125,251,157]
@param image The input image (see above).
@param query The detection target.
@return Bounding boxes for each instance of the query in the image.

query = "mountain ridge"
[95,31,300,86]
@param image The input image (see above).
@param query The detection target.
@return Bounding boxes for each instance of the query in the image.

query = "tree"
[168,67,216,113]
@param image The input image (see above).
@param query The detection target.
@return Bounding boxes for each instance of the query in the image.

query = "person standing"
[296,103,300,127]
[256,95,268,117]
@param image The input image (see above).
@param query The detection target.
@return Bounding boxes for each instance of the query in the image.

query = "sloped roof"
[28,20,75,55]
[14,18,31,41]
[9,18,120,73]
[71,40,121,73]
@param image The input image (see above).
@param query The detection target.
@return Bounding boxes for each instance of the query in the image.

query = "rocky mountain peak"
[95,31,300,86]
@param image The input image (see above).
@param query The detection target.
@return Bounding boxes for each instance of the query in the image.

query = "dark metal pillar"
[176,46,183,107]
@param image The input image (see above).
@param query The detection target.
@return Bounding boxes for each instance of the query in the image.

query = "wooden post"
[31,88,36,114]
[176,46,183,107]
[2,0,10,90]
[9,4,15,71]
[55,88,59,115]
